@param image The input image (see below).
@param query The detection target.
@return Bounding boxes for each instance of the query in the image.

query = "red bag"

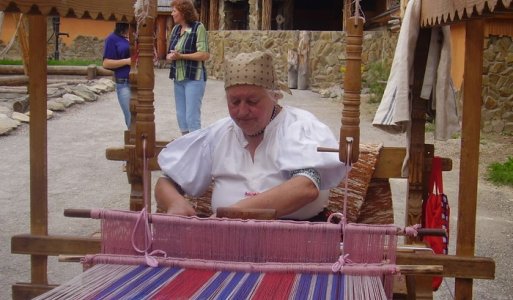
[422,156,450,291]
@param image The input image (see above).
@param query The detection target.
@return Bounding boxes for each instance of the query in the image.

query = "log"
[13,95,29,113]
[0,65,113,76]
[47,78,90,85]
[0,75,28,85]
[0,85,69,94]
[0,86,27,93]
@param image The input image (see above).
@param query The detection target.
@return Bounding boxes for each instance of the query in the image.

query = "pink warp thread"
[342,223,398,299]
[151,214,341,263]
[131,207,167,267]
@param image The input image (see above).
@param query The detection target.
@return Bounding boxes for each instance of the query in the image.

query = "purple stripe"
[93,265,147,299]
[104,267,164,299]
[132,267,181,299]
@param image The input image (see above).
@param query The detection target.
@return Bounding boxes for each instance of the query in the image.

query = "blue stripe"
[93,265,148,299]
[131,267,181,299]
[313,274,328,299]
[195,271,231,299]
[293,273,313,300]
[232,272,260,299]
[104,266,164,299]
[331,273,344,300]
[216,272,245,299]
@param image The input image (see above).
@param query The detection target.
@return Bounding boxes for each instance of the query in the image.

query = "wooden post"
[405,28,430,236]
[126,22,141,211]
[402,27,433,300]
[261,0,272,30]
[134,6,156,212]
[208,0,219,30]
[455,19,484,300]
[28,13,48,287]
[287,49,298,89]
[297,31,309,90]
[339,17,363,164]
[86,64,97,80]
[200,0,209,28]
[156,15,167,60]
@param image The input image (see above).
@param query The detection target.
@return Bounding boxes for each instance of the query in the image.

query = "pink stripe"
[252,273,296,300]
[151,268,216,299]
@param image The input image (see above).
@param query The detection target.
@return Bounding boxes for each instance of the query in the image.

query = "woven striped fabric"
[35,264,356,300]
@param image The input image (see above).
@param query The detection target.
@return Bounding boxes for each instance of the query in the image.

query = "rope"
[352,0,366,25]
[130,137,166,267]
[0,13,23,58]
[133,0,153,25]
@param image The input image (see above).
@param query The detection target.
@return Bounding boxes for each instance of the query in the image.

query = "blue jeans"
[116,82,131,128]
[173,76,206,133]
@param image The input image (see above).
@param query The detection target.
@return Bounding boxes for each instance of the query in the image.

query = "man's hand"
[165,200,196,216]
[155,177,196,216]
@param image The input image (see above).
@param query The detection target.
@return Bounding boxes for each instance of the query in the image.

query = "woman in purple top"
[103,22,132,128]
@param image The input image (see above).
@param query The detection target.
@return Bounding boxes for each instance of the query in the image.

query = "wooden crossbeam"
[107,144,452,179]
[12,283,58,300]
[11,234,493,281]
[11,234,100,256]
[397,252,495,280]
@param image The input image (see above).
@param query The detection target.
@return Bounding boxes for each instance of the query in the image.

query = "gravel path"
[1,69,511,299]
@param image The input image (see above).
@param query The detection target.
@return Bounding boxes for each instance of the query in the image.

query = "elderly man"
[155,51,347,220]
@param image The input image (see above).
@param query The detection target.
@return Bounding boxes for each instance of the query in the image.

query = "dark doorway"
[225,0,249,30]
[293,0,343,30]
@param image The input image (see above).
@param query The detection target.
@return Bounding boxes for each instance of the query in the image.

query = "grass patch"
[425,122,435,132]
[487,157,513,186]
[364,60,391,103]
[47,59,102,66]
[0,59,23,65]
[0,59,101,66]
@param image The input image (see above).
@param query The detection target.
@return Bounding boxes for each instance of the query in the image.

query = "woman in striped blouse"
[167,0,210,135]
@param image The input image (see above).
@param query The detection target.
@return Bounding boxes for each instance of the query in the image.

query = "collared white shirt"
[158,106,347,220]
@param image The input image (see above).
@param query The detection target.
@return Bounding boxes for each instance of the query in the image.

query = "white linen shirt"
[158,106,347,220]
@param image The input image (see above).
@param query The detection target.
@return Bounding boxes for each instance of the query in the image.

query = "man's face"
[226,85,275,136]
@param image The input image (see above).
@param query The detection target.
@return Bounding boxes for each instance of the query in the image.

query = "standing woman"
[103,22,132,128]
[167,0,210,135]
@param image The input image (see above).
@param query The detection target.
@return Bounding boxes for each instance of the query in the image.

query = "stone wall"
[0,36,103,61]
[207,30,398,92]
[482,35,513,134]
[1,29,511,134]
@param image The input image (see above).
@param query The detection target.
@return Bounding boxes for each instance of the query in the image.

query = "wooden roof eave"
[420,0,513,27]
[0,0,160,22]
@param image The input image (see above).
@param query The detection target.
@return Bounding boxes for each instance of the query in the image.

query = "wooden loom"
[2,0,157,299]
[5,0,499,299]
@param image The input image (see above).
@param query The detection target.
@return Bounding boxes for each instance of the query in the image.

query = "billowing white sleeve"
[157,127,214,197]
[277,108,347,190]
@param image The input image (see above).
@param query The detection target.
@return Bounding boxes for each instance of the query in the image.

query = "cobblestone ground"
[1,69,511,299]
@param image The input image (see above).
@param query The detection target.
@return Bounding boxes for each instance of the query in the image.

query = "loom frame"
[6,0,501,299]
[2,0,157,299]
